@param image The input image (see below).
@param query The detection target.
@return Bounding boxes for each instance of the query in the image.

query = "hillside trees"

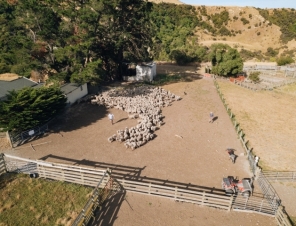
[0,87,67,132]
[0,1,39,77]
[0,0,154,83]
[208,44,243,76]
[150,3,199,61]
[258,8,296,43]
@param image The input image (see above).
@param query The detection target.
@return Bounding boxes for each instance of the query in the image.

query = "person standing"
[209,112,214,123]
[108,113,114,125]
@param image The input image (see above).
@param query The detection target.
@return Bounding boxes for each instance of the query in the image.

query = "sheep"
[91,85,181,149]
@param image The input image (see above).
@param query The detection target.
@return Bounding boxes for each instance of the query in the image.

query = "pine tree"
[0,87,67,132]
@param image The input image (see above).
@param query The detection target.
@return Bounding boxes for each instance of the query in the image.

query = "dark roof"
[60,83,81,95]
[0,77,39,100]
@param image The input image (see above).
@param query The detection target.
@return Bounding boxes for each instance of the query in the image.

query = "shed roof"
[60,83,81,95]
[0,77,39,100]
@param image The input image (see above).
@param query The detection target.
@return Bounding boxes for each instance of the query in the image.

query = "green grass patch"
[147,73,183,86]
[290,216,296,226]
[0,173,93,226]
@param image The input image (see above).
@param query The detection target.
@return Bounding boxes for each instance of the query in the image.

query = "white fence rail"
[118,179,233,210]
[262,171,296,181]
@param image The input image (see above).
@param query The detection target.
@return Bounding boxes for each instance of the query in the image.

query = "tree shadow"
[48,103,108,133]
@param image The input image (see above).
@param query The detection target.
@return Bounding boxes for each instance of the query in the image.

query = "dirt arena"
[1,65,277,225]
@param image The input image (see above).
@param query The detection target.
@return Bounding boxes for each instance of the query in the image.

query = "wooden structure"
[0,154,6,176]
[2,153,278,216]
[262,171,296,181]
[275,206,293,226]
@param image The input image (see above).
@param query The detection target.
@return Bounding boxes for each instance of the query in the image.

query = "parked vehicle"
[222,176,252,197]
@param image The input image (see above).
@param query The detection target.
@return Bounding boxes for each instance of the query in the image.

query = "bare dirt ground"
[217,81,296,171]
[1,65,276,225]
[271,181,296,221]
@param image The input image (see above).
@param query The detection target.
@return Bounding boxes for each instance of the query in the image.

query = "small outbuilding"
[60,83,88,105]
[136,62,157,82]
[0,74,42,101]
[123,62,157,82]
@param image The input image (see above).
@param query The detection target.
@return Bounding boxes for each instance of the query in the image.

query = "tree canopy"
[208,44,243,76]
[0,87,67,132]
[0,0,154,84]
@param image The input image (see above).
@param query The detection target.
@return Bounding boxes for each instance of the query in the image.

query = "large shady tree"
[208,43,243,76]
[0,87,67,133]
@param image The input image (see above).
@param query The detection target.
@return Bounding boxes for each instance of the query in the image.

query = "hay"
[0,73,20,81]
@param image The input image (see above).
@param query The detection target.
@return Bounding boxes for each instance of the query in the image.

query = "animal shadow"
[212,116,218,122]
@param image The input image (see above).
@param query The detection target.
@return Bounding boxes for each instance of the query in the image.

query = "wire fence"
[8,123,49,148]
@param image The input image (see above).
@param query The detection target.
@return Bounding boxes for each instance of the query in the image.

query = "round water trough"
[29,173,39,178]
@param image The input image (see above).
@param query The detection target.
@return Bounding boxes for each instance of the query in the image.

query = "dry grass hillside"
[149,0,296,55]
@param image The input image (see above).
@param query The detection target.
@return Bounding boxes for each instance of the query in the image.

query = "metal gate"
[9,123,49,148]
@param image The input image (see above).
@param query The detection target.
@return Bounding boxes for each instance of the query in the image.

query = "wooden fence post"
[228,195,234,211]
[6,131,13,148]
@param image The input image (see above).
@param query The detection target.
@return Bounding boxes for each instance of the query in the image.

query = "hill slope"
[149,1,296,58]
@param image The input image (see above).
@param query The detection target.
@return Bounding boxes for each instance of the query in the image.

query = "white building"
[123,62,156,82]
[135,62,157,82]
[60,83,88,105]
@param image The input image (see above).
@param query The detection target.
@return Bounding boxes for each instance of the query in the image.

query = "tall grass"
[0,173,92,226]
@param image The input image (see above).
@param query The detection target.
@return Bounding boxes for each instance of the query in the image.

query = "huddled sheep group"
[91,85,181,150]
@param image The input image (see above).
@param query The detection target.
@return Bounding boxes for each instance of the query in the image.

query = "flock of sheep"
[91,85,181,150]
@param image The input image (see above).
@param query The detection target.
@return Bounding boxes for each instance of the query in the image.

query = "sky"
[181,0,295,9]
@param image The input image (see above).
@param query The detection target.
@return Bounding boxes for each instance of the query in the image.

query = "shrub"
[276,56,295,66]
[248,71,260,83]
[257,32,261,35]
[240,17,250,25]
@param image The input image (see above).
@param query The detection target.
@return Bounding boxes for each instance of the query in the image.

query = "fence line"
[1,153,289,223]
[3,154,109,188]
[72,172,122,226]
[118,178,233,210]
[8,122,49,148]
[213,80,293,226]
[72,170,110,226]
[257,172,281,209]
[0,154,6,176]
[262,171,296,181]
[232,195,277,216]
[275,206,293,226]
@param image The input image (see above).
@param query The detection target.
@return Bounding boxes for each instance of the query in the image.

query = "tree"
[0,87,67,132]
[248,71,260,83]
[276,56,294,66]
[208,43,243,76]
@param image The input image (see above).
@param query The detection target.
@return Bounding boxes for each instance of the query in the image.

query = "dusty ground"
[95,192,275,226]
[217,81,296,171]
[1,64,276,225]
[271,181,296,221]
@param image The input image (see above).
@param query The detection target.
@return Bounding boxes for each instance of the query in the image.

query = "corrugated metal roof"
[60,83,81,95]
[0,77,39,100]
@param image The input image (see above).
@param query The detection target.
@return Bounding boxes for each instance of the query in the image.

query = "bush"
[276,56,295,66]
[240,17,250,25]
[248,71,260,83]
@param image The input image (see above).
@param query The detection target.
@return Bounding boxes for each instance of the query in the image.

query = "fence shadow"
[39,154,146,180]
[39,154,225,195]
[90,190,126,226]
